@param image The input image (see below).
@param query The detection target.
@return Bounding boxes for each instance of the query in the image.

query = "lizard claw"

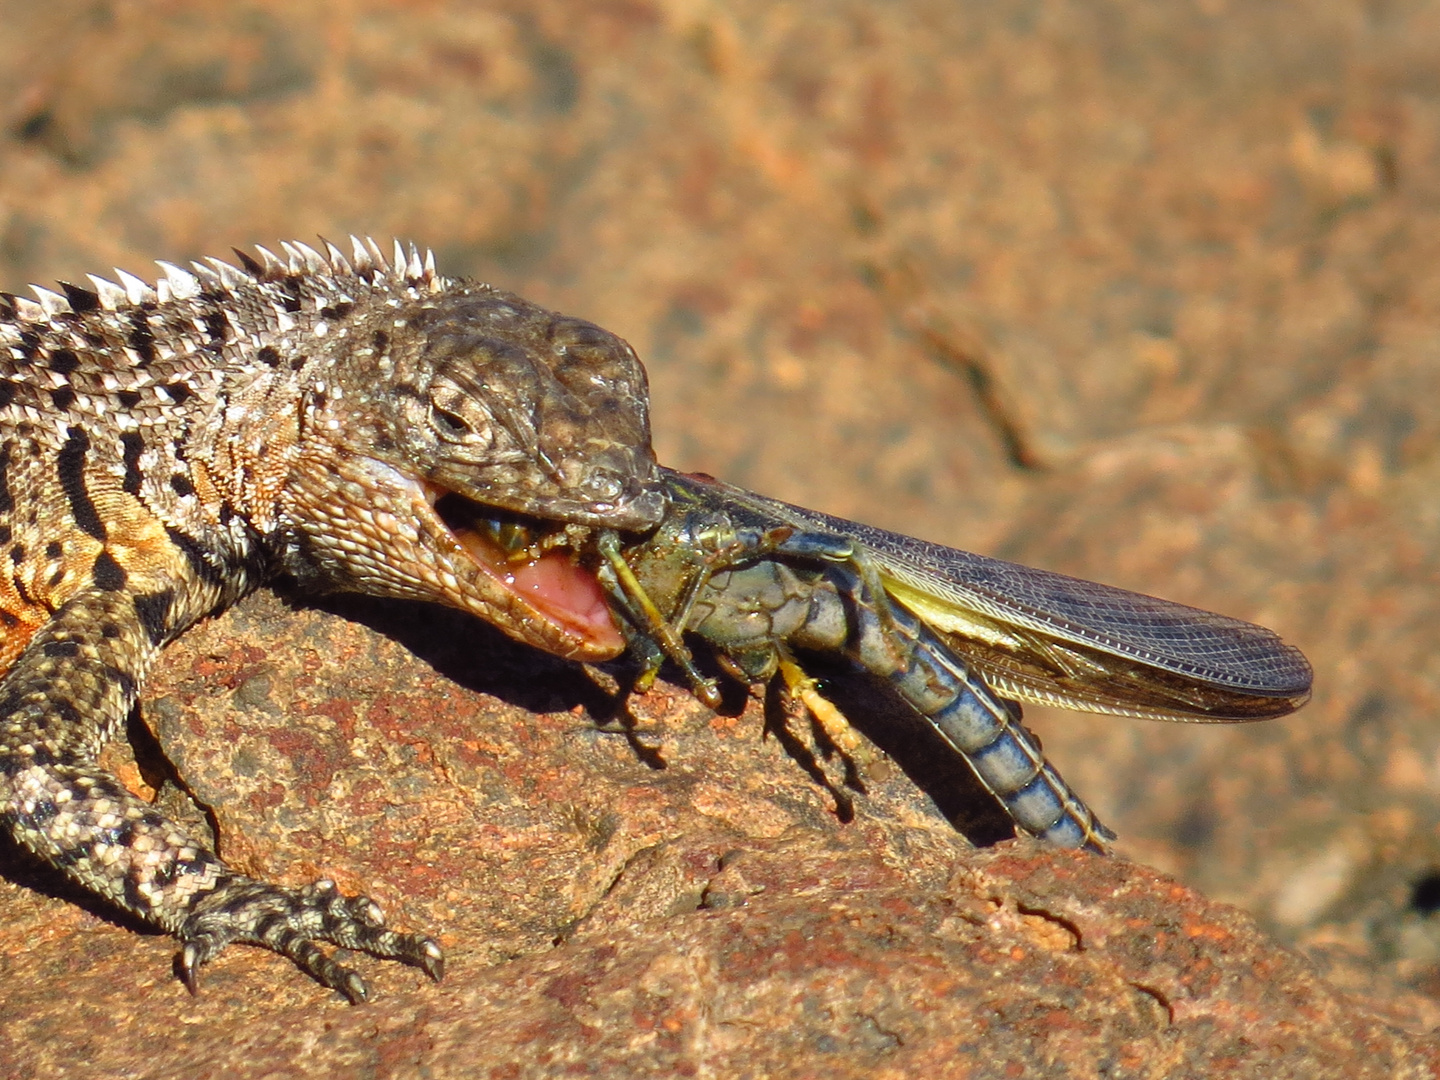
[179,941,204,996]
[419,938,445,983]
[339,969,370,1005]
[178,876,444,1002]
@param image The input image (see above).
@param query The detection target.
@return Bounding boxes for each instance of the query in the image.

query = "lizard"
[0,237,667,1002]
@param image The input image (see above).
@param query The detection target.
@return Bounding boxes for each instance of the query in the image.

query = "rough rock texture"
[0,591,1435,1078]
[2,0,1440,1074]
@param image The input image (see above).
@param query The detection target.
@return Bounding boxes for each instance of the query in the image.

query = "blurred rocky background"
[1,0,1439,1075]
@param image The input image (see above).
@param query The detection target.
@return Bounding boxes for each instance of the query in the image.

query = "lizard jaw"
[421,484,625,660]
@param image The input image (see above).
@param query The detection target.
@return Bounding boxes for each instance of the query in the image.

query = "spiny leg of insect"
[844,552,913,676]
[597,530,721,707]
[775,648,877,774]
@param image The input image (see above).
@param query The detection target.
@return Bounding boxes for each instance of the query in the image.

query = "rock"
[1,592,1435,1077]
[4,0,1440,1071]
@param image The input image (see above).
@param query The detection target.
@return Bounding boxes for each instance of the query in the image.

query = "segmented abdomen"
[792,567,1115,851]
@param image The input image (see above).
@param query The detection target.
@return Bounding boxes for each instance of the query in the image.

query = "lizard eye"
[431,404,471,435]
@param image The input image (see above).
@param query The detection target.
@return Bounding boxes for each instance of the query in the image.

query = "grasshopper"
[595,469,1312,850]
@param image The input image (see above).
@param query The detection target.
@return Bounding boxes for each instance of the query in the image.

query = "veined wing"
[663,470,1312,723]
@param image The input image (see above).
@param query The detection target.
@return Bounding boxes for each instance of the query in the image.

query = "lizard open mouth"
[425,485,625,658]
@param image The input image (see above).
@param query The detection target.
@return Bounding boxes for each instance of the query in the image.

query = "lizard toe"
[178,875,443,1002]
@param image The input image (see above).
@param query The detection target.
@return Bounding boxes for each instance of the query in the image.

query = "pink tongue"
[501,551,624,655]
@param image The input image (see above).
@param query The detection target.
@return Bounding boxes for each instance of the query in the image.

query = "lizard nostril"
[579,467,624,505]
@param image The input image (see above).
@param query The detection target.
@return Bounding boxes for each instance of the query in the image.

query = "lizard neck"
[185,365,307,539]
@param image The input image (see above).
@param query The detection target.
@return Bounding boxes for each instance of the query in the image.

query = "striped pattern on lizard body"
[0,238,665,1002]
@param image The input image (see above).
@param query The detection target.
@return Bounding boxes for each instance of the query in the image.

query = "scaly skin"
[0,238,663,1001]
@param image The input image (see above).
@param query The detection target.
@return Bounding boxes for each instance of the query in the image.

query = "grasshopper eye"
[479,517,537,561]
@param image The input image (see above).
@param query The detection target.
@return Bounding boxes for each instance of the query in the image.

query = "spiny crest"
[155,261,201,303]
[231,235,442,291]
[1,236,444,322]
[85,274,128,310]
[29,285,71,319]
[115,269,157,306]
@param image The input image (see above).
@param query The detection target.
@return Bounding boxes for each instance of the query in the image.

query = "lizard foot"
[177,877,444,1003]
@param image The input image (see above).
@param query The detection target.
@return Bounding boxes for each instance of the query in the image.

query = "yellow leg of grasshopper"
[776,650,875,768]
[597,531,723,708]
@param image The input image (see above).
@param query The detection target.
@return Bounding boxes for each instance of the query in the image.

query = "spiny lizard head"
[325,283,665,533]
[272,240,666,659]
[12,237,663,660]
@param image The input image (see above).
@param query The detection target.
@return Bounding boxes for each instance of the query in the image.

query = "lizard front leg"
[0,585,443,1002]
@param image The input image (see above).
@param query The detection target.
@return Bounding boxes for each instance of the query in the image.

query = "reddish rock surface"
[2,0,1439,1075]
[1,592,1437,1078]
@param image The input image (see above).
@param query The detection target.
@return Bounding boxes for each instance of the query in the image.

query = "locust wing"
[664,470,1312,722]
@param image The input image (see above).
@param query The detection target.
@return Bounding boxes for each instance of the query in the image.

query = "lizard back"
[0,237,664,668]
[0,239,667,1000]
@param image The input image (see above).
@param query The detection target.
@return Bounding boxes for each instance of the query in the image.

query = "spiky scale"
[11,294,47,322]
[29,285,71,318]
[86,274,129,312]
[253,244,286,277]
[204,256,251,291]
[115,269,157,305]
[349,235,374,274]
[154,261,202,302]
[187,262,222,291]
[322,239,352,275]
[364,236,388,272]
[293,240,328,274]
[0,240,664,1001]
[60,282,101,313]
